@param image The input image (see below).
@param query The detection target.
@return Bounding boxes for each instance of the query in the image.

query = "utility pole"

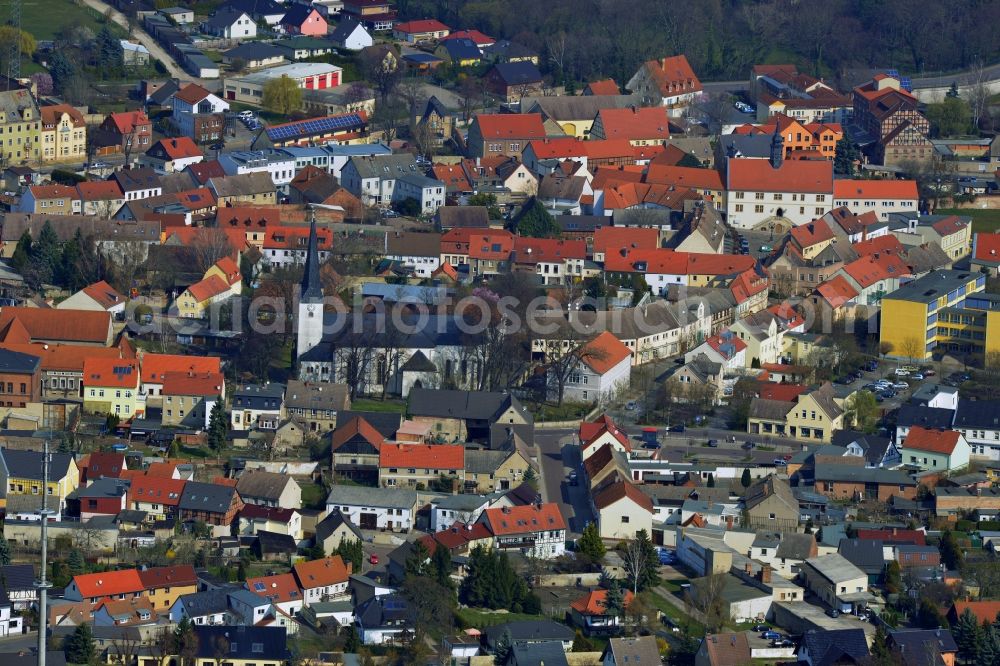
[36,438,52,666]
[6,0,21,84]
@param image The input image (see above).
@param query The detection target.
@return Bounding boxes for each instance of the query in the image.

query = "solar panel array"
[267,113,364,141]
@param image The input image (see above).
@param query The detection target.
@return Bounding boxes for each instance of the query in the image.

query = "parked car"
[753,624,770,632]
[892,382,909,390]
[625,400,638,410]
[668,424,685,433]
[825,609,840,618]
[568,471,578,486]
[911,373,924,381]
[774,639,795,648]
[742,441,755,450]
[369,553,379,565]
[894,368,910,376]
[707,439,719,447]
[783,454,792,461]
[774,458,788,465]
[762,630,781,640]
[923,369,936,376]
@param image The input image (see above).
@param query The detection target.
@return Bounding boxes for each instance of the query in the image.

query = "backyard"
[936,207,1000,233]
[22,0,125,42]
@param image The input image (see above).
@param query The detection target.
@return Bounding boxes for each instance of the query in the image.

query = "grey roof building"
[800,628,870,666]
[483,619,574,651]
[232,384,285,412]
[178,481,240,514]
[325,485,416,510]
[837,538,885,580]
[0,449,74,482]
[0,348,40,374]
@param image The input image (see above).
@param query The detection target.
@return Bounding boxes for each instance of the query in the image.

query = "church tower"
[297,215,324,361]
[769,124,784,169]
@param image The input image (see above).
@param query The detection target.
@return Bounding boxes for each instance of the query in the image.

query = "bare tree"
[620,538,649,598]
[898,336,923,364]
[539,334,607,406]
[191,228,236,274]
[686,572,729,632]
[336,329,375,400]
[109,634,142,666]
[966,58,990,131]
[360,47,402,103]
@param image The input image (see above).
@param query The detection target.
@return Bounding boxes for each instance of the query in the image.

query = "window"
[621,515,630,523]
[755,205,764,213]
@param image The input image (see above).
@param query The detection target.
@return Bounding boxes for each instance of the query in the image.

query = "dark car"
[707,439,719,447]
[826,608,840,618]
[742,441,755,450]
[669,424,685,433]
[752,624,769,632]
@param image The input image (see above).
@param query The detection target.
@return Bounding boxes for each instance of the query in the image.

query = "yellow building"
[465,448,532,493]
[880,270,992,363]
[748,382,845,443]
[138,565,199,611]
[40,104,87,163]
[173,257,242,319]
[82,358,144,419]
[0,88,41,164]
[0,448,80,509]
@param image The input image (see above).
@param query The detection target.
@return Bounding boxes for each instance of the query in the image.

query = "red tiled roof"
[644,164,724,191]
[790,220,835,247]
[40,104,85,128]
[331,416,385,452]
[974,233,1000,262]
[951,601,1000,625]
[83,358,139,389]
[815,275,859,308]
[482,503,566,535]
[468,231,514,260]
[72,570,145,598]
[686,252,756,275]
[904,426,963,455]
[727,158,833,194]
[596,107,671,141]
[432,164,473,191]
[137,565,197,590]
[245,573,302,604]
[146,461,187,478]
[593,480,652,512]
[185,274,230,303]
[931,216,968,237]
[0,307,110,345]
[593,227,659,257]
[855,528,926,545]
[756,382,808,402]
[81,281,126,310]
[585,79,619,95]
[440,29,494,45]
[853,234,903,257]
[604,247,688,274]
[833,179,918,200]
[379,443,463,470]
[293,556,351,589]
[153,137,202,160]
[141,353,221,384]
[641,55,702,96]
[473,113,546,139]
[28,184,78,201]
[161,371,224,397]
[579,331,632,374]
[214,256,241,285]
[579,414,630,453]
[126,475,186,507]
[217,206,281,228]
[705,331,747,357]
[187,160,226,185]
[841,252,909,288]
[394,19,449,33]
[513,237,586,264]
[107,110,150,135]
[570,588,634,615]
[77,180,124,201]
[526,137,589,159]
[85,452,126,479]
[174,84,213,105]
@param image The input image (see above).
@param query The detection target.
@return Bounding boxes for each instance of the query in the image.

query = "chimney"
[744,562,752,575]
[759,564,772,584]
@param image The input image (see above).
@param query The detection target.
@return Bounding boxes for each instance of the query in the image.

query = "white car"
[894,368,909,376]
[892,382,909,390]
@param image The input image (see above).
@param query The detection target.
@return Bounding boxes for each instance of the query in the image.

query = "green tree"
[706,473,715,487]
[583,276,607,300]
[522,465,537,487]
[344,625,361,653]
[460,545,534,611]
[64,622,95,664]
[869,625,895,666]
[48,50,77,94]
[468,193,503,219]
[336,538,364,571]
[262,75,303,115]
[67,549,85,575]
[980,624,1000,666]
[96,25,123,76]
[917,598,948,629]
[514,197,560,238]
[740,467,752,488]
[431,542,453,589]
[884,560,902,595]
[955,607,983,662]
[834,137,860,176]
[845,390,879,433]
[207,399,228,452]
[926,97,973,137]
[621,529,659,594]
[0,535,10,566]
[572,630,594,652]
[174,618,199,666]
[404,539,431,578]
[10,230,31,274]
[601,577,626,620]
[577,522,606,561]
[940,530,964,570]
[493,630,513,666]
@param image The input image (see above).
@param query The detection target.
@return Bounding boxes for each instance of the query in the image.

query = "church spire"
[769,124,784,169]
[300,212,323,302]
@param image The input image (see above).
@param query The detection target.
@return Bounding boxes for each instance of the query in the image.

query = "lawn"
[648,591,705,635]
[935,208,1000,233]
[298,480,328,509]
[454,607,544,629]
[22,0,124,42]
[350,398,407,414]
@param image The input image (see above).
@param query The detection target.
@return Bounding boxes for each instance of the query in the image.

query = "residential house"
[393,19,449,42]
[283,380,349,433]
[39,105,86,163]
[231,383,285,430]
[886,629,957,666]
[16,184,80,215]
[171,84,229,144]
[814,465,917,502]
[406,388,533,444]
[554,331,632,404]
[91,598,157,627]
[81,358,142,419]
[603,637,661,666]
[750,64,853,124]
[589,106,673,145]
[125,475,186,520]
[207,172,277,206]
[178,481,244,535]
[832,179,919,222]
[142,137,204,174]
[340,153,445,214]
[485,62,544,103]
[65,570,145,608]
[593,480,653,540]
[378,444,464,489]
[466,113,548,160]
[186,626,288,665]
[434,38,481,67]
[355,593,415,645]
[798,628,870,666]
[173,257,242,319]
[341,0,396,32]
[725,148,834,230]
[852,74,931,166]
[313,508,364,555]
[292,555,351,605]
[281,5,327,36]
[742,475,798,531]
[464,448,531,493]
[478,503,566,559]
[66,478,128,520]
[578,414,631,461]
[96,110,152,156]
[899,426,971,473]
[239,505,302,541]
[76,181,125,217]
[325,485,417,531]
[798,553,869,612]
[626,55,702,115]
[329,415,386,484]
[236,470,302,510]
[160,372,223,429]
[137,565,198,612]
[329,17,373,51]
[747,383,845,442]
[694,632,751,666]
[202,9,257,39]
[569,588,634,636]
[110,167,162,202]
[384,231,442,279]
[0,89,41,164]
[222,42,286,70]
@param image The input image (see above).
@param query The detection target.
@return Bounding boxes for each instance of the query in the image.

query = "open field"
[22,0,124,41]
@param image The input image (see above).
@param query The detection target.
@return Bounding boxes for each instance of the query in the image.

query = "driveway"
[78,0,205,86]
[533,427,593,536]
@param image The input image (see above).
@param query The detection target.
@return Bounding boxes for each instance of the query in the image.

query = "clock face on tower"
[306,304,316,313]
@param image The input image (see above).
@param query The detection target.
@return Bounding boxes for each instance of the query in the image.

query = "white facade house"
[202,10,257,40]
[593,481,653,540]
[430,495,490,531]
[169,593,228,626]
[340,154,445,213]
[219,150,298,193]
[479,504,567,560]
[725,154,834,230]
[330,19,373,51]
[833,180,919,221]
[172,86,229,140]
[560,331,632,404]
[798,553,868,612]
[0,603,22,637]
[325,486,417,532]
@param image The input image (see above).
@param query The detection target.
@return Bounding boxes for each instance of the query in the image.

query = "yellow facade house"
[0,88,41,164]
[0,448,80,510]
[173,257,242,319]
[82,358,144,419]
[40,104,87,163]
